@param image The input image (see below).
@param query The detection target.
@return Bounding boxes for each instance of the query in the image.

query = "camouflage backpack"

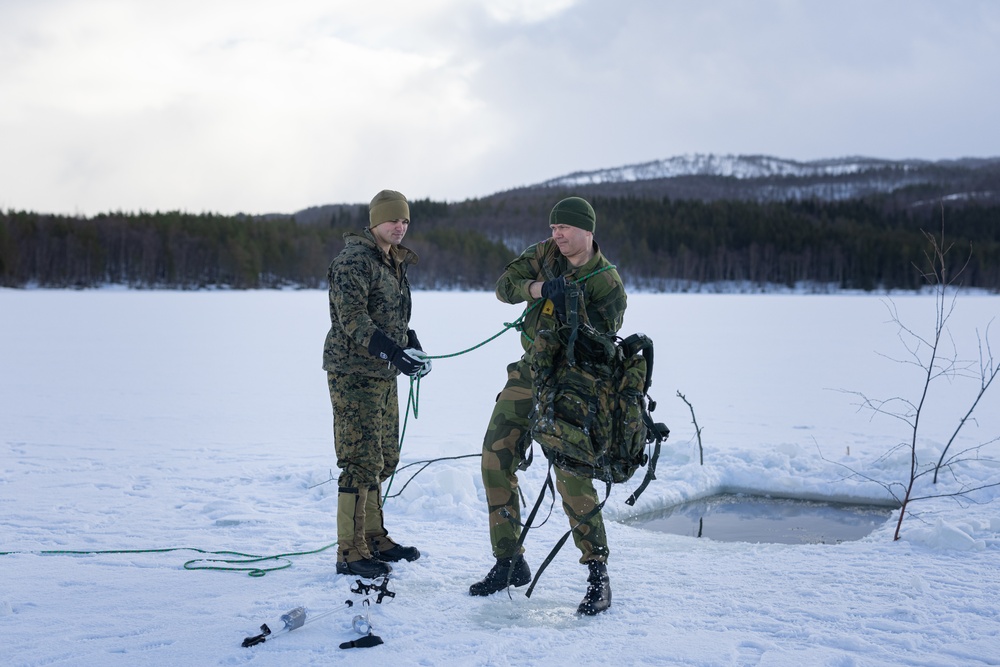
[515,284,670,598]
[528,282,670,506]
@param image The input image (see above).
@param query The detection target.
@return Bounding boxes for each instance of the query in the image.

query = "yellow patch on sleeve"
[542,299,554,316]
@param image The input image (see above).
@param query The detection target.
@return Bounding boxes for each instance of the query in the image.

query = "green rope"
[182,541,338,576]
[382,374,420,502]
[426,265,617,355]
[426,300,540,360]
[0,542,338,577]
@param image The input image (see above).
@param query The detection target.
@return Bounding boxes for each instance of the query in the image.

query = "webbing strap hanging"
[525,479,613,598]
[516,432,534,472]
[564,281,582,367]
[625,412,669,506]
[626,451,659,506]
[505,463,556,592]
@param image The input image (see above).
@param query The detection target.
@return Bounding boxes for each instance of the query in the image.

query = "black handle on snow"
[340,634,384,649]
[241,605,307,647]
[242,624,272,647]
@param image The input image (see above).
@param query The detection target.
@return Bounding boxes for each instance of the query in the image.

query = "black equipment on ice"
[240,576,394,649]
[241,607,306,647]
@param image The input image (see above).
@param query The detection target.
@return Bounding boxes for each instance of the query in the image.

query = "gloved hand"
[405,329,432,376]
[406,328,423,350]
[408,348,432,377]
[541,277,568,320]
[368,330,431,377]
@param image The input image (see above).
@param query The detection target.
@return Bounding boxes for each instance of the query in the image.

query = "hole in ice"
[623,494,898,544]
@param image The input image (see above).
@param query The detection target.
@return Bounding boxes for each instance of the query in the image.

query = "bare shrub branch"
[836,213,998,540]
[676,391,704,465]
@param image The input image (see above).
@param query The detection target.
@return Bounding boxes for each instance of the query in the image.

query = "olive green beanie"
[369,190,410,229]
[549,196,596,232]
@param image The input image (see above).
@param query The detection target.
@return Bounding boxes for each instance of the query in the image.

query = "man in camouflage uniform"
[323,189,432,578]
[469,196,626,615]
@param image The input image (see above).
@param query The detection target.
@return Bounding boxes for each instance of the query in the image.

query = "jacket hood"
[343,227,419,266]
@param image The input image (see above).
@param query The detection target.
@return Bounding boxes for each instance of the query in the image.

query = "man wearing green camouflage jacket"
[470,196,626,615]
[324,189,431,578]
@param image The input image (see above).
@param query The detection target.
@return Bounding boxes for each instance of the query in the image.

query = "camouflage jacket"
[323,228,418,379]
[495,238,626,356]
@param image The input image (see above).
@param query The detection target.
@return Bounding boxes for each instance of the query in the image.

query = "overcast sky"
[3,0,999,216]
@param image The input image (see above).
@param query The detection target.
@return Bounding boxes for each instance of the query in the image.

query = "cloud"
[1,0,998,215]
[484,0,577,24]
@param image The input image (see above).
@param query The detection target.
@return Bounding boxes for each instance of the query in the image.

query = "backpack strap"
[525,478,613,598]
[620,332,668,506]
[622,332,654,394]
[625,414,670,506]
[505,464,556,591]
[533,239,562,282]
[515,433,534,472]
[563,280,583,366]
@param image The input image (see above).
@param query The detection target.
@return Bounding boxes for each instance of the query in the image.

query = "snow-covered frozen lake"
[3,288,999,666]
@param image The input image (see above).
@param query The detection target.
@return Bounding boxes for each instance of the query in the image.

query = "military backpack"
[528,280,670,505]
[513,281,670,597]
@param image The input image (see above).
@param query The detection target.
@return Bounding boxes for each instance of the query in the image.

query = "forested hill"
[2,156,999,292]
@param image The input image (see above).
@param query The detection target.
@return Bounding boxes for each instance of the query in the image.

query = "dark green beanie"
[369,189,410,229]
[549,196,596,232]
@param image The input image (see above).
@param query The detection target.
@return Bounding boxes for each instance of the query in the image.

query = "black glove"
[368,330,429,377]
[541,277,568,320]
[406,328,423,351]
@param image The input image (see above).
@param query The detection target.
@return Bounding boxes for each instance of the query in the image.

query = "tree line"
[1,193,998,291]
[0,207,513,290]
[583,196,1000,291]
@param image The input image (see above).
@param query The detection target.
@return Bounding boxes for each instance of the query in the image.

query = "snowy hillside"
[537,154,917,187]
[532,154,1000,203]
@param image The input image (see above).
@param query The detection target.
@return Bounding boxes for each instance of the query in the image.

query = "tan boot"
[337,486,391,577]
[365,484,420,563]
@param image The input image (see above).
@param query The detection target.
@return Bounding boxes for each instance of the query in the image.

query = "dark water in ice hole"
[624,494,897,544]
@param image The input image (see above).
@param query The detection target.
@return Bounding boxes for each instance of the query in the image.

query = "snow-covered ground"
[3,288,999,666]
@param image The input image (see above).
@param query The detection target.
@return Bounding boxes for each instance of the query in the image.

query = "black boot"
[336,558,392,578]
[365,488,421,563]
[469,556,531,596]
[372,542,421,563]
[577,561,611,615]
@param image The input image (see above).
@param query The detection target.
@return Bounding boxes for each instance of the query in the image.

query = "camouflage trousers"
[480,358,609,563]
[328,372,402,562]
[327,372,400,488]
